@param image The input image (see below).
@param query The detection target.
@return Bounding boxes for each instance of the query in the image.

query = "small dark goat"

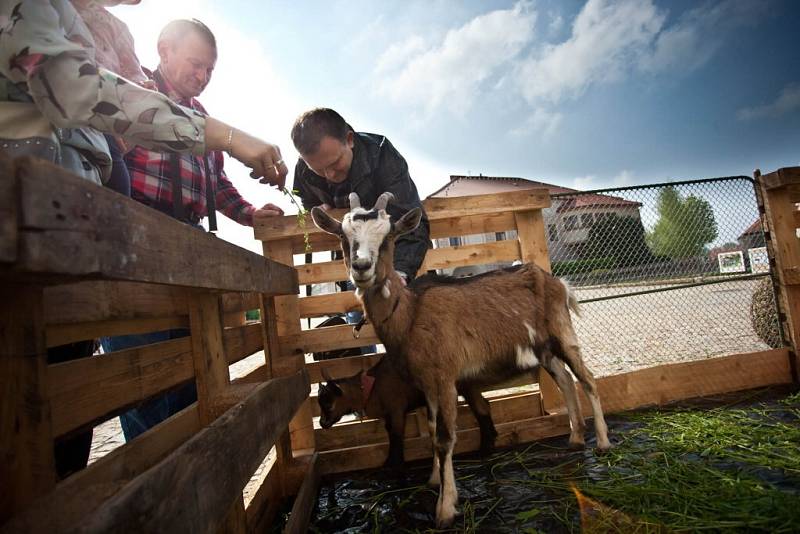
[318,350,500,468]
[312,192,610,528]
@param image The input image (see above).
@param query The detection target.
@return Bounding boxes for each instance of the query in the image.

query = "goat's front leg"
[383,408,407,468]
[434,382,459,529]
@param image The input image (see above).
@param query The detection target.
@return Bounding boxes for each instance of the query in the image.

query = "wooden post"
[0,286,56,523]
[514,210,562,413]
[758,167,800,381]
[261,239,315,496]
[188,291,246,534]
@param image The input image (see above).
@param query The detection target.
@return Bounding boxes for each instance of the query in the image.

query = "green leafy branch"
[281,187,311,253]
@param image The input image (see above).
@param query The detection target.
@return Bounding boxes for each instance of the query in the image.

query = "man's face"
[301,132,355,184]
[160,31,216,99]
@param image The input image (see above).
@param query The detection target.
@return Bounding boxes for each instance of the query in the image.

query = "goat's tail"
[561,279,581,317]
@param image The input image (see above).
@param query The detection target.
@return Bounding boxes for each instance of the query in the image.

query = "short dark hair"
[291,108,350,155]
[158,19,217,57]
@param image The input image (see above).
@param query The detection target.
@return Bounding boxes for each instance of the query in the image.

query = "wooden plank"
[1,406,201,534]
[0,286,56,523]
[319,413,570,475]
[68,371,310,534]
[244,461,282,532]
[48,324,262,438]
[0,151,17,263]
[420,239,521,272]
[281,323,380,359]
[316,391,543,450]
[262,239,315,485]
[306,353,383,384]
[585,348,792,415]
[298,291,361,318]
[283,454,321,534]
[8,157,297,295]
[254,190,548,251]
[44,284,257,328]
[759,166,800,191]
[187,292,248,534]
[297,260,347,286]
[46,316,189,348]
[515,210,551,272]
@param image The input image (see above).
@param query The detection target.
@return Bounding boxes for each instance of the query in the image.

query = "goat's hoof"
[596,440,613,453]
[435,507,457,529]
[568,438,585,450]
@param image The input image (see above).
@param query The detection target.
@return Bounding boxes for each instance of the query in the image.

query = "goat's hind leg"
[559,343,611,451]
[434,382,459,529]
[425,397,441,488]
[540,357,586,449]
[462,385,497,455]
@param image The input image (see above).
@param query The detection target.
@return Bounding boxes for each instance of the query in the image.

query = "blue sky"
[113,0,800,250]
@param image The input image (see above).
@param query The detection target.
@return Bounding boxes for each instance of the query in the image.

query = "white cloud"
[613,169,635,186]
[516,0,665,105]
[547,12,564,35]
[375,1,536,117]
[737,83,800,121]
[509,108,563,139]
[639,0,769,74]
[573,175,597,190]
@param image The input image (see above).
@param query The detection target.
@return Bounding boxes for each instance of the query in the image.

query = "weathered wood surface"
[279,322,380,362]
[43,283,259,330]
[1,157,297,295]
[319,413,571,475]
[61,371,309,534]
[0,287,55,524]
[0,152,16,263]
[316,391,543,450]
[283,453,321,534]
[1,406,200,534]
[758,166,800,191]
[48,323,262,438]
[254,189,550,251]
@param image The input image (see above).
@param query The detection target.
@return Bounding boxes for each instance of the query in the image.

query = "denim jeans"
[101,330,197,442]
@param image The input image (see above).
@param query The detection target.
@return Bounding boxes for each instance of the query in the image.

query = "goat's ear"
[392,208,422,236]
[311,206,343,236]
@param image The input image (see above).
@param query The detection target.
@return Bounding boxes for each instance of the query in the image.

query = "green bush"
[552,257,615,277]
[245,309,260,321]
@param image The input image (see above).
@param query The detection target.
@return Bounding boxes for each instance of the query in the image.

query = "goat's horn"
[374,192,394,211]
[348,193,361,210]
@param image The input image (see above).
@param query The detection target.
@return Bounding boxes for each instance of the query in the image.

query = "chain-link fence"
[545,176,784,376]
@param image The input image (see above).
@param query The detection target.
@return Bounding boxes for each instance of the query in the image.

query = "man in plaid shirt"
[125,19,282,228]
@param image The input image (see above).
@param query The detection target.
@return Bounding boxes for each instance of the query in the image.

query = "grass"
[309,389,800,533]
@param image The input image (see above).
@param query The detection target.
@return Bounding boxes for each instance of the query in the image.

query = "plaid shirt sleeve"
[213,151,256,226]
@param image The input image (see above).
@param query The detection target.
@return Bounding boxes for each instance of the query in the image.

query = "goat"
[311,192,610,528]
[318,350,499,468]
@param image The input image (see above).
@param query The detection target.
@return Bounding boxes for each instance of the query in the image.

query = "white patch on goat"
[342,209,391,263]
[515,344,539,369]
[381,280,391,299]
[524,321,537,345]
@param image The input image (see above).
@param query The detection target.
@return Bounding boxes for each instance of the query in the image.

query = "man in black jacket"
[291,108,430,283]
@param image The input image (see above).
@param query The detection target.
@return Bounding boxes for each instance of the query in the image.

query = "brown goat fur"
[318,353,499,467]
[312,192,610,528]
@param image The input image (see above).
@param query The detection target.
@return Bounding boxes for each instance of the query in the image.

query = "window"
[449,236,461,247]
[581,213,594,228]
[495,231,506,241]
[548,224,558,242]
[564,215,578,230]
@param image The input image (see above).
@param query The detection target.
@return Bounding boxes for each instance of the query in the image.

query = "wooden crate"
[0,154,306,533]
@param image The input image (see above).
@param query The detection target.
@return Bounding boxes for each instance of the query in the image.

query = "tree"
[647,186,718,258]
[586,214,654,267]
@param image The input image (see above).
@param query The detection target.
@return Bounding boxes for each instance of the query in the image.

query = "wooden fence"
[0,154,306,533]
[1,157,796,533]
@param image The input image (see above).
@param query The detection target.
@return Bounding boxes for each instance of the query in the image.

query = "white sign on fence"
[718,250,745,273]
[748,246,770,273]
